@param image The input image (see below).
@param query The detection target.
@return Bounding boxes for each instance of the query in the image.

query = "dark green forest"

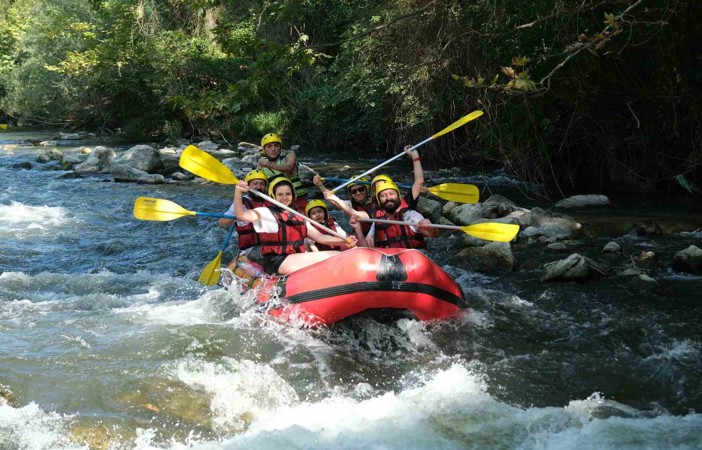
[1,0,700,194]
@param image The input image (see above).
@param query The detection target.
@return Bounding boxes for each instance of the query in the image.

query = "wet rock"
[238,142,259,154]
[442,201,459,215]
[523,225,572,240]
[417,196,442,222]
[137,174,166,184]
[36,148,63,162]
[541,253,605,281]
[112,165,149,182]
[75,146,116,173]
[672,245,702,274]
[627,274,658,292]
[482,194,518,218]
[240,153,259,165]
[196,140,219,151]
[546,243,567,251]
[450,242,514,274]
[603,241,621,253]
[112,144,163,173]
[56,132,83,140]
[60,152,87,170]
[555,194,610,209]
[58,172,83,179]
[524,207,583,241]
[158,147,181,173]
[506,208,532,228]
[448,203,483,226]
[624,221,664,237]
[0,383,18,407]
[171,171,194,181]
[11,161,31,169]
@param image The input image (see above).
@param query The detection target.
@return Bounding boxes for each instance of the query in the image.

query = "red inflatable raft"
[224,247,467,326]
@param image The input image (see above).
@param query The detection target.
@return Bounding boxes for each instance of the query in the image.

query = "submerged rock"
[450,242,514,274]
[541,253,605,281]
[555,194,610,209]
[672,245,702,274]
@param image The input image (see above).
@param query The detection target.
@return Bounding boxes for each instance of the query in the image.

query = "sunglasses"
[349,186,366,194]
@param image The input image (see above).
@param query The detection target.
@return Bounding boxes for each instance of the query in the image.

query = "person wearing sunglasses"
[314,145,426,246]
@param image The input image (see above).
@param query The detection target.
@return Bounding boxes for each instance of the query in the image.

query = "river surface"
[1,129,701,449]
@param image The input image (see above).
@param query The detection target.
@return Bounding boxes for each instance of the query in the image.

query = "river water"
[1,129,701,449]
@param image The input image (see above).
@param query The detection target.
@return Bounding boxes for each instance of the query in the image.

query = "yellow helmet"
[261,133,283,150]
[347,175,370,196]
[374,180,400,204]
[305,199,328,217]
[371,174,394,194]
[268,177,296,200]
[244,169,268,185]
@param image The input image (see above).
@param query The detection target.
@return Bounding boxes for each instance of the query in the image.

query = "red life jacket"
[312,218,340,251]
[372,199,427,249]
[352,200,376,235]
[236,196,269,250]
[259,207,308,255]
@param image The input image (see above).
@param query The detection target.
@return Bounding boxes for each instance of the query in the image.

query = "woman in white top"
[233,178,357,275]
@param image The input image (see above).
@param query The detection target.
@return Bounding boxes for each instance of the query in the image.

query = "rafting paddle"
[198,224,236,285]
[179,146,350,241]
[321,177,479,204]
[330,110,484,194]
[360,218,520,243]
[133,196,237,221]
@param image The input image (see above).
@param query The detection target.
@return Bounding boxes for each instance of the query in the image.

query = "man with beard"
[349,178,439,248]
[317,145,429,247]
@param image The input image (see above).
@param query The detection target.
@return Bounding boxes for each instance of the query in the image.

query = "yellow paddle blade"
[431,110,484,139]
[426,183,479,204]
[133,197,196,221]
[462,223,520,242]
[179,145,238,184]
[198,251,223,285]
[0,124,7,130]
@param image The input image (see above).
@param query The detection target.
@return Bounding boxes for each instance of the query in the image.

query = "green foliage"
[0,0,699,193]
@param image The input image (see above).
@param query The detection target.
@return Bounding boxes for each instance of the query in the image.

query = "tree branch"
[294,0,437,54]
[539,0,644,87]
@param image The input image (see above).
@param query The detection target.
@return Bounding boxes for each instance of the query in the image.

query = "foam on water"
[0,201,78,238]
[0,400,83,450]
[1,362,700,449]
[146,364,702,450]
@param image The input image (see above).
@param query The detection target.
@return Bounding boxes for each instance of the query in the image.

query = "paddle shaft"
[360,217,463,232]
[323,176,411,190]
[249,189,348,241]
[180,144,347,241]
[331,137,430,193]
[197,212,237,220]
[220,223,236,250]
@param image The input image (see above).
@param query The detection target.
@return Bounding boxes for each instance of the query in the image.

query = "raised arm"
[233,181,262,223]
[404,145,424,201]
